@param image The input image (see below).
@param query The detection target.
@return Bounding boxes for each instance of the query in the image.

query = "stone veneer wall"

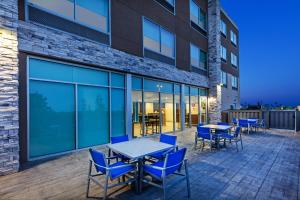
[17,21,209,87]
[0,0,19,175]
[221,86,240,111]
[207,0,222,123]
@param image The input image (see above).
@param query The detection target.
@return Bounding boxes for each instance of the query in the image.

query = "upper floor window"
[143,18,175,58]
[190,0,207,31]
[155,0,175,13]
[230,30,237,45]
[220,20,227,36]
[232,76,238,89]
[190,43,207,70]
[28,0,109,33]
[220,45,227,61]
[221,71,227,86]
[231,53,238,67]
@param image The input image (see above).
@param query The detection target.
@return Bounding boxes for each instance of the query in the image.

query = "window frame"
[189,0,207,32]
[221,71,227,87]
[230,30,237,46]
[154,0,176,15]
[220,20,227,37]
[220,45,227,62]
[190,43,208,71]
[231,75,238,89]
[142,17,176,60]
[25,0,111,36]
[231,52,238,68]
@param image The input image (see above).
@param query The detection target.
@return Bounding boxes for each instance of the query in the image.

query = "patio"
[0,129,299,200]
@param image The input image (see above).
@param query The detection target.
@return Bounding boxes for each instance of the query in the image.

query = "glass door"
[161,93,174,133]
[132,91,143,137]
[144,92,160,135]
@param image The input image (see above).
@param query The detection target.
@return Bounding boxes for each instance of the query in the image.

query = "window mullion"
[73,0,76,21]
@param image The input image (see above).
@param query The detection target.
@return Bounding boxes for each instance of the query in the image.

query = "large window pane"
[111,89,125,137]
[75,0,109,32]
[191,44,200,68]
[191,94,199,126]
[144,92,160,135]
[111,73,125,88]
[73,67,109,86]
[132,91,143,138]
[28,0,74,19]
[200,50,207,69]
[143,19,160,52]
[175,95,181,130]
[184,86,190,128]
[200,96,207,124]
[78,86,109,148]
[161,93,174,133]
[132,76,143,90]
[161,28,175,58]
[190,1,199,24]
[29,80,75,158]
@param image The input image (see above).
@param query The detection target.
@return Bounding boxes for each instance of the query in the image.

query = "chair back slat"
[164,148,187,176]
[111,135,129,144]
[197,126,210,136]
[89,149,107,174]
[160,134,177,146]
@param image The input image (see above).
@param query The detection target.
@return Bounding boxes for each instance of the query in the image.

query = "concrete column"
[208,0,222,124]
[0,0,19,175]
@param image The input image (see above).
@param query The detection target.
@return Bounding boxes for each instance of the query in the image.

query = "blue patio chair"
[195,125,216,151]
[87,149,137,199]
[142,148,190,200]
[222,126,243,152]
[148,134,177,161]
[109,135,130,163]
[232,117,238,126]
[248,119,259,132]
[258,119,266,133]
[239,119,249,134]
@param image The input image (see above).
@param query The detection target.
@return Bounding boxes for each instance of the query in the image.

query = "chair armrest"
[144,164,164,170]
[109,163,136,170]
[106,156,118,160]
[90,160,109,170]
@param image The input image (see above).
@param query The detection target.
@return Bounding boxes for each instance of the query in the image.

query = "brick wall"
[0,0,19,175]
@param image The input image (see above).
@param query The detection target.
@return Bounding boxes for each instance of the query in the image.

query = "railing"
[222,110,300,132]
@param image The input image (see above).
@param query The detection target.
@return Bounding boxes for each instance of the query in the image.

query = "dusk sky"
[221,0,300,107]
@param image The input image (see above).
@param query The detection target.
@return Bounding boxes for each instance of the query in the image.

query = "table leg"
[138,158,143,193]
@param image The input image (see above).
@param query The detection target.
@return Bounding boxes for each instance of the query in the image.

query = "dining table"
[201,124,233,149]
[106,138,174,193]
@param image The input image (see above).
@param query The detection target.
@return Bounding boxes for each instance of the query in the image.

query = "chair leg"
[209,139,212,152]
[184,160,191,199]
[235,141,239,152]
[194,134,197,150]
[86,161,92,198]
[104,175,109,200]
[162,177,167,200]
[240,138,244,150]
[202,139,205,151]
[134,169,138,194]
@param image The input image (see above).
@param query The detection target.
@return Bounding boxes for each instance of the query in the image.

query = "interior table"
[106,138,173,193]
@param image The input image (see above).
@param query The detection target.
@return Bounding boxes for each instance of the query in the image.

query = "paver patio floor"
[0,129,299,200]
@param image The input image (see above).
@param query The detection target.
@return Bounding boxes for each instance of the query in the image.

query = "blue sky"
[221,0,300,106]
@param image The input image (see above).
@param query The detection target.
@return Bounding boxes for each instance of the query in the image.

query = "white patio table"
[106,138,173,193]
[200,124,232,149]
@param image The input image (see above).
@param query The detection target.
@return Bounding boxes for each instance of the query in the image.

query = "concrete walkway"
[0,129,299,200]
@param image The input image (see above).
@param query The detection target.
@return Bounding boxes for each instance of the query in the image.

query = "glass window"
[220,20,227,36]
[230,30,237,45]
[221,45,227,61]
[29,80,75,158]
[132,76,143,90]
[174,84,181,94]
[231,53,238,67]
[111,89,125,137]
[132,91,143,138]
[175,94,181,130]
[184,86,190,128]
[200,96,207,124]
[166,0,175,6]
[30,58,109,86]
[232,76,238,89]
[221,71,227,86]
[190,0,207,30]
[144,92,160,134]
[161,93,174,133]
[78,86,109,148]
[111,73,125,88]
[190,44,207,70]
[143,18,175,58]
[28,0,75,19]
[75,0,109,32]
[161,28,175,58]
[28,0,109,33]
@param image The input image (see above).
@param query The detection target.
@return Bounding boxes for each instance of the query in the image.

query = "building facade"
[0,0,239,175]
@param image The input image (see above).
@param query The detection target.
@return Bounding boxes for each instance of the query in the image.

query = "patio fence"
[222,110,300,132]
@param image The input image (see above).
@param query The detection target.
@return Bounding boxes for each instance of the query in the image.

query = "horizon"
[221,0,300,107]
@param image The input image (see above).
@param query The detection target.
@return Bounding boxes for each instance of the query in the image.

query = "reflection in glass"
[200,96,207,124]
[143,19,160,52]
[132,91,143,137]
[29,80,75,158]
[78,86,109,148]
[111,89,125,137]
[75,0,109,32]
[175,95,181,130]
[144,92,160,135]
[190,95,199,126]
[161,93,174,133]
[185,96,190,128]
